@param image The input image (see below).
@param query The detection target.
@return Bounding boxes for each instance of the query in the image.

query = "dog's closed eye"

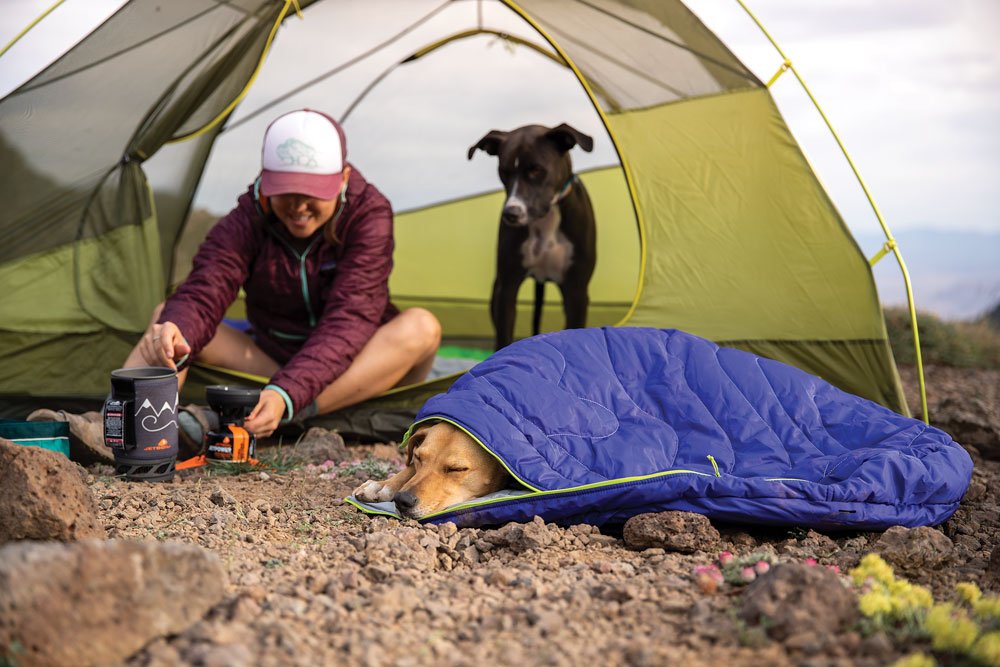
[445,465,470,473]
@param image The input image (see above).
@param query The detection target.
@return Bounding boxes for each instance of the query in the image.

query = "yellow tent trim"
[403,29,564,66]
[167,0,304,144]
[735,0,928,423]
[501,0,648,328]
[0,0,67,59]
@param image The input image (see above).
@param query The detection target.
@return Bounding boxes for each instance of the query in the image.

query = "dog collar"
[551,174,579,206]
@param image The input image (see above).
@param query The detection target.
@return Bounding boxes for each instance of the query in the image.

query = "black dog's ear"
[467,130,508,160]
[545,123,594,153]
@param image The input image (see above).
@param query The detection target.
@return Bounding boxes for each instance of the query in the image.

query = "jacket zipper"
[267,227,323,330]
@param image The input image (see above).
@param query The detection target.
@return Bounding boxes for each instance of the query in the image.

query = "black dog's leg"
[532,279,545,336]
[559,281,590,330]
[491,272,525,350]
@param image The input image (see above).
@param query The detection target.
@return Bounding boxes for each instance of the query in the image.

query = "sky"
[1,0,998,317]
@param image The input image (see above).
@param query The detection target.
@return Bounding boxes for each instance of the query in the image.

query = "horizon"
[1,0,997,320]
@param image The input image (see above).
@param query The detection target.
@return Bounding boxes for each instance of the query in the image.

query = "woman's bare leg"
[123,304,279,390]
[314,308,441,414]
[124,306,440,416]
[190,324,281,378]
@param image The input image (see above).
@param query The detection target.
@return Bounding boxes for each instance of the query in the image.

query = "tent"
[0,0,915,441]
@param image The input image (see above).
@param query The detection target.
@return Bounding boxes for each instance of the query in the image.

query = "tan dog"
[353,421,510,519]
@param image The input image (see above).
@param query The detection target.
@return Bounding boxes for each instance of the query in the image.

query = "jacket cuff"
[264,384,294,423]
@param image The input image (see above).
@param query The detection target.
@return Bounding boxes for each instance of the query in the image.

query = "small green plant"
[205,460,256,477]
[257,445,304,474]
[335,456,400,480]
[204,444,304,477]
[729,608,772,648]
[1,640,24,667]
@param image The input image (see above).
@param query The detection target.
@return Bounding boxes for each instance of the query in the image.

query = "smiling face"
[270,193,338,239]
[395,422,510,518]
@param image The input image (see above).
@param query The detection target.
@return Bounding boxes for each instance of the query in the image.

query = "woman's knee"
[396,308,441,353]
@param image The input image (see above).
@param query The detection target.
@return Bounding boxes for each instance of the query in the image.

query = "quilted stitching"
[416,327,972,529]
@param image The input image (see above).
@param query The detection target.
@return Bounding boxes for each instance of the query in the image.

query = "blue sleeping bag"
[351,327,973,529]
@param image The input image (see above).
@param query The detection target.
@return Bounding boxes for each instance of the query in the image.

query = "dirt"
[77,364,998,667]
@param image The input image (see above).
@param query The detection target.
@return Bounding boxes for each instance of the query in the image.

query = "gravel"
[67,364,996,666]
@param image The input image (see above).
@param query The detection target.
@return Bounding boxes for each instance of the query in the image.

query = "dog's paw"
[353,479,396,503]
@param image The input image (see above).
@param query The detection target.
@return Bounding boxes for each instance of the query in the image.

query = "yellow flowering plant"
[850,555,1000,666]
[852,554,933,636]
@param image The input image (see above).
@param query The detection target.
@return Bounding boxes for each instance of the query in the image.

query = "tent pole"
[735,0,929,423]
[168,0,304,144]
[499,0,648,327]
[0,0,67,59]
[342,30,566,123]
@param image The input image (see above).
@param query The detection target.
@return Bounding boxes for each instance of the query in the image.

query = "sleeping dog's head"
[468,123,593,227]
[393,421,510,519]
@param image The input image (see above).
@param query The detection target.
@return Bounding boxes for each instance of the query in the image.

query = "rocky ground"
[3,364,999,667]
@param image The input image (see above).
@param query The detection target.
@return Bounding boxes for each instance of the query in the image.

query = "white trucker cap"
[260,109,347,200]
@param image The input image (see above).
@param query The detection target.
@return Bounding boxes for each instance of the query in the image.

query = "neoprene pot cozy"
[103,367,178,481]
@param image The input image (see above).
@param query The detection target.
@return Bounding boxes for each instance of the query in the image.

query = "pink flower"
[718,551,735,566]
[826,565,841,574]
[804,558,818,566]
[740,567,757,583]
[754,560,770,575]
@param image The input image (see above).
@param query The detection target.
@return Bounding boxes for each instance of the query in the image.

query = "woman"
[128,108,441,440]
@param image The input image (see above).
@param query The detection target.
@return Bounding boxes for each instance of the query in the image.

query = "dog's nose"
[393,491,418,512]
[501,204,525,226]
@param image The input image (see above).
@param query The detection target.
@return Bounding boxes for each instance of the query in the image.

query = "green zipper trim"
[707,454,721,477]
[348,466,713,521]
[269,329,309,341]
[344,497,401,518]
[271,231,322,329]
[299,236,322,327]
[385,416,715,520]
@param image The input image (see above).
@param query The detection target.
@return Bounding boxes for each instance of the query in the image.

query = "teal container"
[0,418,70,457]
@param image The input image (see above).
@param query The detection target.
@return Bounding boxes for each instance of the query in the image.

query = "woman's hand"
[245,389,287,438]
[139,321,191,370]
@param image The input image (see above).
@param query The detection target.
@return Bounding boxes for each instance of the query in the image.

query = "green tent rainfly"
[0,0,910,440]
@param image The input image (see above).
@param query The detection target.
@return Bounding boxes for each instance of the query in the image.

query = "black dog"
[468,123,597,350]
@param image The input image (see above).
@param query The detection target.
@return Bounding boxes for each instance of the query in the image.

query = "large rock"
[292,427,349,464]
[873,525,955,573]
[932,396,1000,460]
[740,562,858,640]
[622,511,720,553]
[0,539,227,667]
[0,438,105,544]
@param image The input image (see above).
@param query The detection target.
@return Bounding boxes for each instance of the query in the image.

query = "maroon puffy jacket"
[160,166,398,416]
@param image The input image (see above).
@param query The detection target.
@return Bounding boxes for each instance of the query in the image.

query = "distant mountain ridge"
[854,228,1000,321]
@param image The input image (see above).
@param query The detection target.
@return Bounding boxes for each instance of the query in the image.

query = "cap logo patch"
[276,139,318,168]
